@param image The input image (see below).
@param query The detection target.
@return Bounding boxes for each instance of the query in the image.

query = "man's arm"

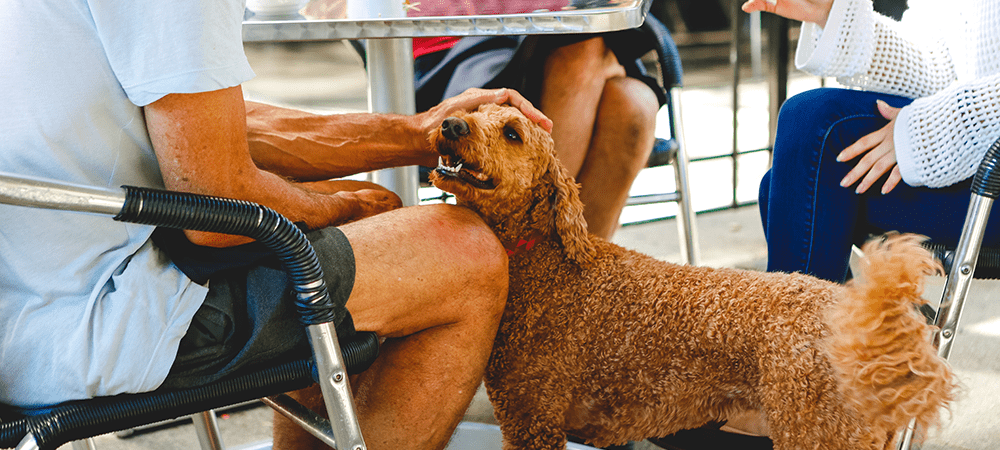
[145,85,551,246]
[144,85,400,247]
[244,87,553,180]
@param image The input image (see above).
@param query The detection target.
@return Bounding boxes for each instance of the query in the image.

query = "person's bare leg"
[538,37,624,176]
[538,38,658,239]
[273,204,507,450]
[575,76,658,239]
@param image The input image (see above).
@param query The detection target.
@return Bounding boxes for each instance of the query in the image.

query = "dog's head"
[428,104,594,263]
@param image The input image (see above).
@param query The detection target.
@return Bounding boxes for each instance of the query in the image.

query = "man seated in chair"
[0,2,551,450]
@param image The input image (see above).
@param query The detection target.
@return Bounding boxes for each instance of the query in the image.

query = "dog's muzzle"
[441,117,470,141]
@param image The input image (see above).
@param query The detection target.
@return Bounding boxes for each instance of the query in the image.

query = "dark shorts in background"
[414,32,667,114]
[152,226,356,389]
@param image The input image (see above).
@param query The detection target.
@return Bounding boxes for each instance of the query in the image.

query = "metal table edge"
[243,5,647,42]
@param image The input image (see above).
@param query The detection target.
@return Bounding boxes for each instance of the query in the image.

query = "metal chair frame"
[0,173,377,450]
[618,12,701,266]
[895,137,1000,449]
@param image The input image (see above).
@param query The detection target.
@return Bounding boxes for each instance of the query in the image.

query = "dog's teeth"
[437,156,444,168]
[455,162,463,172]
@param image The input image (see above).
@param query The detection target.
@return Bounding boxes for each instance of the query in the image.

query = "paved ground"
[75,39,1000,449]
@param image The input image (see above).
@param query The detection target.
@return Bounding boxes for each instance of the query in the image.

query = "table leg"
[366,38,421,207]
[767,16,790,145]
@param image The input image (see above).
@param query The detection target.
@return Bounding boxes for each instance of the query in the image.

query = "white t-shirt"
[0,0,254,407]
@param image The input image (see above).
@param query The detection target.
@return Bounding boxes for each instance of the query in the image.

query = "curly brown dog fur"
[428,104,957,450]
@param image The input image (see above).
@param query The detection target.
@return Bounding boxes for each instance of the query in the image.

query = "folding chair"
[0,173,380,450]
[894,137,1000,449]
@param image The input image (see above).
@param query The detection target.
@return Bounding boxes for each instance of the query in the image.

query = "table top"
[243,0,648,42]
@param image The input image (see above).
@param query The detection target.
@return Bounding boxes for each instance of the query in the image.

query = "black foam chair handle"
[0,332,379,450]
[972,137,1000,199]
[114,186,337,326]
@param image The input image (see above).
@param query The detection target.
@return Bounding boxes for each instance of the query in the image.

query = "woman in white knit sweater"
[744,0,1000,282]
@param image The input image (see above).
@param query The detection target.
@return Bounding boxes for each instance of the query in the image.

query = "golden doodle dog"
[428,104,957,450]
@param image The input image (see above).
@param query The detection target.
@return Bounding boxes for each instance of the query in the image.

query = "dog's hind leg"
[761,376,885,450]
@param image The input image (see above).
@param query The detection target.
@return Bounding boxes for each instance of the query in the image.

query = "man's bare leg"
[273,204,507,450]
[538,38,658,239]
[539,38,622,176]
[574,76,658,239]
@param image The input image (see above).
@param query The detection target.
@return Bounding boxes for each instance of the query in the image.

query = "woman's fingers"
[882,166,903,194]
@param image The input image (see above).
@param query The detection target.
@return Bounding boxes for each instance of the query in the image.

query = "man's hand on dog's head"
[416,88,551,168]
[422,88,553,134]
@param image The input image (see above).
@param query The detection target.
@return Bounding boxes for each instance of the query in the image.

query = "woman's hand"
[741,0,834,27]
[837,100,903,194]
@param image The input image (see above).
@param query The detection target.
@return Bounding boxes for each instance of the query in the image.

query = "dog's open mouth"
[435,155,496,190]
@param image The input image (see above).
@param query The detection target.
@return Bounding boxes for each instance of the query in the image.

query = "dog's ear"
[542,153,595,264]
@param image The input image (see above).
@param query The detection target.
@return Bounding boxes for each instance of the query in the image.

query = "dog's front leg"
[489,382,571,450]
[496,410,569,450]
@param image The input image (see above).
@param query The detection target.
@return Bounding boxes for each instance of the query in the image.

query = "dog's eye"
[503,126,522,143]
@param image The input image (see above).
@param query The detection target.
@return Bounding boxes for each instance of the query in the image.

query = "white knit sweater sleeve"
[794,0,877,78]
[795,0,957,97]
[794,0,1000,187]
[894,74,1000,187]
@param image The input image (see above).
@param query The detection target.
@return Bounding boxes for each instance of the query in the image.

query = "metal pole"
[767,16,789,145]
[366,39,421,207]
[669,88,700,266]
[0,172,124,215]
[308,322,366,450]
[896,194,994,450]
[933,195,994,358]
[263,394,338,448]
[191,411,226,450]
[730,0,741,208]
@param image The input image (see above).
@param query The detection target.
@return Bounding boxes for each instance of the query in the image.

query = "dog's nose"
[441,117,470,141]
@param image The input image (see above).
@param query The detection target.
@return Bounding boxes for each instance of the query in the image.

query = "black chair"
[0,174,380,450]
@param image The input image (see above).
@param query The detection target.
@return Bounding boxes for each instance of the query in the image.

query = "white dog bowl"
[445,422,600,450]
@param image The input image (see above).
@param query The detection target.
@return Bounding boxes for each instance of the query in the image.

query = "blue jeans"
[759,88,1000,282]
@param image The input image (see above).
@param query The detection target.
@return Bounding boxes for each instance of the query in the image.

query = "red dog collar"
[503,233,547,257]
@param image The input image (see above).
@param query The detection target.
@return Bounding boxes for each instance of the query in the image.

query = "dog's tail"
[825,234,957,439]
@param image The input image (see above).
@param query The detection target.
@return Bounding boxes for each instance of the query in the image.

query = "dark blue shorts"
[152,226,356,389]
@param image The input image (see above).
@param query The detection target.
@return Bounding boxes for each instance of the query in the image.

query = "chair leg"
[70,439,97,450]
[307,322,366,450]
[15,434,39,450]
[896,192,995,450]
[668,88,701,266]
[263,394,337,447]
[192,410,226,450]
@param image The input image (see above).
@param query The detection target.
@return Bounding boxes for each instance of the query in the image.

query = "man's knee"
[424,204,508,317]
[598,76,659,166]
[604,76,659,128]
[547,37,608,67]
